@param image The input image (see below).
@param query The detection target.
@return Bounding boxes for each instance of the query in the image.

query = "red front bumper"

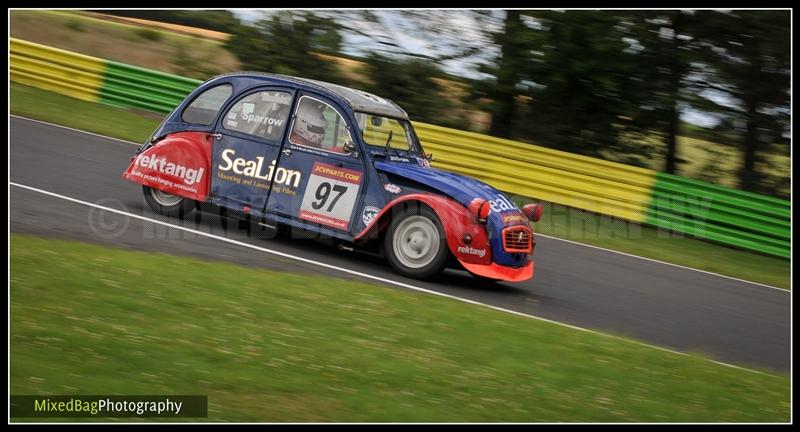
[460,259,534,282]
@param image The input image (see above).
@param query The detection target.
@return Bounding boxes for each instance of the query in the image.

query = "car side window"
[181,84,233,126]
[221,90,293,141]
[288,96,355,155]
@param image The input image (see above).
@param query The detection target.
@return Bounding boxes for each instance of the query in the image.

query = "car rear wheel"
[143,185,196,218]
[384,203,449,280]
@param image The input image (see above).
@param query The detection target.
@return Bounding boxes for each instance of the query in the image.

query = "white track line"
[9,181,778,377]
[10,114,791,292]
[534,233,790,293]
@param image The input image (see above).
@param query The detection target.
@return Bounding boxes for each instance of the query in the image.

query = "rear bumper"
[460,259,534,282]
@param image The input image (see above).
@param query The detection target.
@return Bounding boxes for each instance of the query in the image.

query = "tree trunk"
[488,10,521,139]
[739,35,764,193]
[740,103,760,192]
[664,12,683,174]
[664,93,680,174]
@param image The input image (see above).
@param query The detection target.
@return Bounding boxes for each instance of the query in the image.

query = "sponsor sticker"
[502,212,529,225]
[384,183,401,194]
[362,206,381,227]
[299,162,363,231]
[457,245,486,258]
[134,154,204,186]
[216,148,301,191]
[487,194,518,213]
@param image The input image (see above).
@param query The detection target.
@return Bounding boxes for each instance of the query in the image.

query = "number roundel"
[299,162,363,231]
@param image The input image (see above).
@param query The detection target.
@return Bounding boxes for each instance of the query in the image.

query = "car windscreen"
[354,112,421,153]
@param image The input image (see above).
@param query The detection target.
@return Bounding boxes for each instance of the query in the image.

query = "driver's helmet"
[295,102,328,146]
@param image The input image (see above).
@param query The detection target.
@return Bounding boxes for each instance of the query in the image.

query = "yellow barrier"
[414,123,657,222]
[10,38,107,102]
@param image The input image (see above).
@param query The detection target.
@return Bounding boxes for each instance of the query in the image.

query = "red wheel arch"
[122,132,212,202]
[354,193,492,266]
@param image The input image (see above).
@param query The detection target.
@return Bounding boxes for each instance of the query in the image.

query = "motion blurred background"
[9,9,792,422]
[12,9,789,198]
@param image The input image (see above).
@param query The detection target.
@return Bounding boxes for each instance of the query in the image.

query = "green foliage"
[361,53,467,129]
[687,11,790,195]
[225,11,347,85]
[471,10,789,196]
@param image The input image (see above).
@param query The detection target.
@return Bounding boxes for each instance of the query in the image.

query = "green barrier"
[645,173,790,258]
[9,37,790,258]
[99,61,201,112]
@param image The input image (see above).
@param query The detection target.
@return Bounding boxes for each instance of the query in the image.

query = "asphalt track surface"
[9,116,791,373]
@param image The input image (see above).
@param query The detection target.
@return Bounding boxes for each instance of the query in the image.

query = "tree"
[333,10,488,129]
[512,11,659,162]
[361,53,466,128]
[627,11,703,175]
[336,10,490,66]
[481,11,529,139]
[224,11,347,85]
[690,10,790,193]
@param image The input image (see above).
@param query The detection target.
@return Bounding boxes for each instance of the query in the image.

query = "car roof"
[212,71,410,120]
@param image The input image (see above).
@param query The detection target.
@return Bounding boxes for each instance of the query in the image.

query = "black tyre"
[384,203,449,280]
[142,185,196,218]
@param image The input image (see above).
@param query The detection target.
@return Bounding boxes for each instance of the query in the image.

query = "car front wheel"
[384,203,449,280]
[142,185,196,218]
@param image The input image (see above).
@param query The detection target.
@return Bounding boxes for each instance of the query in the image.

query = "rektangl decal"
[134,155,205,186]
[458,245,487,258]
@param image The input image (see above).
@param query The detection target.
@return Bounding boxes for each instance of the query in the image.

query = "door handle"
[211,133,223,140]
[282,149,292,157]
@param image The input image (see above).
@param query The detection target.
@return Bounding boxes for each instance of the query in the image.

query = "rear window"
[222,90,293,141]
[181,84,233,125]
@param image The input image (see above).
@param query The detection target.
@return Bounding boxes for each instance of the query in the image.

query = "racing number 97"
[312,182,347,211]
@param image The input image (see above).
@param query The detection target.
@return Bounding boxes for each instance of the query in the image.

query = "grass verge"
[10,234,789,422]
[10,10,238,80]
[10,83,790,289]
[11,83,161,143]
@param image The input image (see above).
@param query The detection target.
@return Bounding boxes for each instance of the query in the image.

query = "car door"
[265,92,366,234]
[209,87,295,212]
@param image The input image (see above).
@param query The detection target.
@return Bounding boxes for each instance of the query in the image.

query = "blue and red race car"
[123,72,542,281]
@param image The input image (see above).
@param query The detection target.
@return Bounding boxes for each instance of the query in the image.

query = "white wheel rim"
[393,215,440,269]
[151,188,183,207]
